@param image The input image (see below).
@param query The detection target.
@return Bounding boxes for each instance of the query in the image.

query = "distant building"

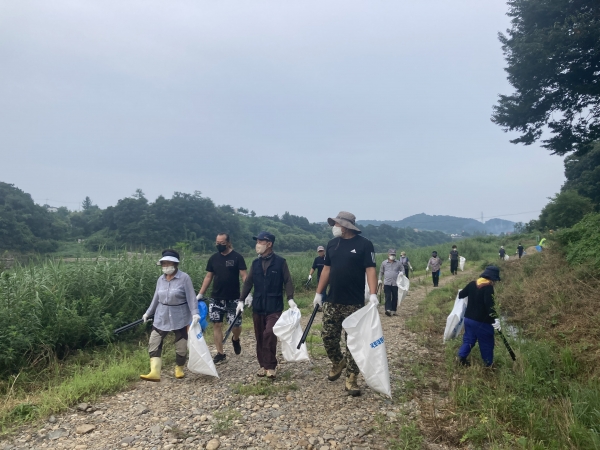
[46,206,58,213]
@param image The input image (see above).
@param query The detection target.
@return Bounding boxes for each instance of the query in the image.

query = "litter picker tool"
[297,304,319,350]
[305,277,312,289]
[114,316,153,335]
[222,311,242,344]
[377,282,383,303]
[497,330,516,361]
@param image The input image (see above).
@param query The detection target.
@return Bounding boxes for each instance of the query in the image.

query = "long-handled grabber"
[114,316,153,335]
[222,311,242,344]
[376,282,383,303]
[304,277,312,289]
[297,304,320,350]
[497,330,516,361]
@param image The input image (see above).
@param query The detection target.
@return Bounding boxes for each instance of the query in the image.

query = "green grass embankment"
[407,251,600,449]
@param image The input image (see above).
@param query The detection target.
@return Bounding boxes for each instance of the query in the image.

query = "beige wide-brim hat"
[327,211,361,233]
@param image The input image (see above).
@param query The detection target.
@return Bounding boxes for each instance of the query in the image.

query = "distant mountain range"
[358,213,515,235]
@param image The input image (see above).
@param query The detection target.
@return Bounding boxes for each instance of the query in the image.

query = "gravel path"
[2,271,474,450]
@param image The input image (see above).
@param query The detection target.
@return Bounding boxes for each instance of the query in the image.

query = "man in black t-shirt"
[308,246,328,302]
[197,233,247,365]
[314,211,378,397]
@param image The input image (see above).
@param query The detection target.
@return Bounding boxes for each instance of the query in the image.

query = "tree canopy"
[0,183,452,254]
[538,190,595,229]
[492,0,600,156]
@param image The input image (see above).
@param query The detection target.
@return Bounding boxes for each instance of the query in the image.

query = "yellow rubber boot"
[175,365,185,379]
[140,357,162,382]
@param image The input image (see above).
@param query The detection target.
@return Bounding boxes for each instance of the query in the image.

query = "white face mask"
[332,226,343,238]
[256,243,267,255]
[162,266,176,275]
[389,255,395,261]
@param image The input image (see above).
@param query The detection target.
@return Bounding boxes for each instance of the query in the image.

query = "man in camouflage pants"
[314,211,378,396]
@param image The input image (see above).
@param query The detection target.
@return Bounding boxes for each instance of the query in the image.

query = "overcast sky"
[0,0,565,225]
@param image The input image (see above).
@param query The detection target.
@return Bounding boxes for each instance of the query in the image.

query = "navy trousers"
[458,317,495,366]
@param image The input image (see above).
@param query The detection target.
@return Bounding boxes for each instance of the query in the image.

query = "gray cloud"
[0,0,564,224]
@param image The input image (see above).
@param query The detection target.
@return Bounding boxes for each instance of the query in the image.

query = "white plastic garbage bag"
[273,307,310,362]
[187,322,219,377]
[342,303,391,398]
[443,290,468,342]
[504,254,510,261]
[459,256,466,271]
[396,273,410,305]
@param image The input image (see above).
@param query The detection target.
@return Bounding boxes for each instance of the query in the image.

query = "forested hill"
[358,213,515,235]
[0,182,451,254]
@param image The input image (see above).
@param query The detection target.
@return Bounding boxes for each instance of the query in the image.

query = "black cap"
[253,231,276,243]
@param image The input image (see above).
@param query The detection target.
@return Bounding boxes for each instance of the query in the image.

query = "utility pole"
[481,212,484,224]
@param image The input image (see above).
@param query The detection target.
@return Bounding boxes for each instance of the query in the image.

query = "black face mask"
[216,244,228,253]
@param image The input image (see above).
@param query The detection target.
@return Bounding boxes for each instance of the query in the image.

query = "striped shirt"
[144,270,199,331]
[379,260,405,286]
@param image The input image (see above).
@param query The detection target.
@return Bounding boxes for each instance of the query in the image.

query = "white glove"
[142,313,149,323]
[236,301,244,315]
[426,266,430,272]
[288,299,298,309]
[492,319,501,331]
[196,293,203,300]
[191,314,200,326]
[313,293,323,308]
[377,279,383,286]
[369,294,379,306]
[409,265,413,271]
[244,294,253,307]
[307,274,312,281]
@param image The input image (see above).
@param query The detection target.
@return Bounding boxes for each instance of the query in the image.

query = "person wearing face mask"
[399,251,413,279]
[196,233,248,365]
[378,249,405,316]
[239,231,295,379]
[140,249,199,382]
[308,246,328,304]
[449,245,460,275]
[314,211,377,397]
[426,251,443,287]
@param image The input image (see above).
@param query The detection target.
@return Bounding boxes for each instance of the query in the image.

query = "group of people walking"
[138,211,507,394]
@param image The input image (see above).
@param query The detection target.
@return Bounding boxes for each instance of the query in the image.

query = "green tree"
[513,222,526,234]
[538,190,595,229]
[492,0,600,155]
[562,141,600,207]
[81,196,94,211]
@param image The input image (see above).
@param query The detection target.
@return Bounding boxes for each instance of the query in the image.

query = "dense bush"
[555,213,600,269]
[0,255,207,375]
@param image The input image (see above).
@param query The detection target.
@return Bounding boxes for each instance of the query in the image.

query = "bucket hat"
[327,211,361,233]
[388,249,396,255]
[480,266,501,281]
[317,246,325,252]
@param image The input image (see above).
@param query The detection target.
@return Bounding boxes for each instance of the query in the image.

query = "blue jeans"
[458,317,495,366]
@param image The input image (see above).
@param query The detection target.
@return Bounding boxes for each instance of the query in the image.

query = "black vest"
[251,253,285,315]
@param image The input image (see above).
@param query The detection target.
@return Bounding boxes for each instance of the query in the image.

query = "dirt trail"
[2,271,474,450]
